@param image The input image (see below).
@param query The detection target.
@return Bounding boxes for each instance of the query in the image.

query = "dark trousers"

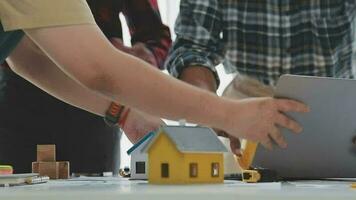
[0,67,120,174]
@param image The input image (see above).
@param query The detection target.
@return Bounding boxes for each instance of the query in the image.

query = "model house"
[127,131,155,180]
[142,126,228,184]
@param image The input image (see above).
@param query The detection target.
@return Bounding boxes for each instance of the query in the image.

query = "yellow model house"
[142,126,227,184]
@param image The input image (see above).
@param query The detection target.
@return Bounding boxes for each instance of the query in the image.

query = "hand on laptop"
[220,76,309,150]
[221,97,309,150]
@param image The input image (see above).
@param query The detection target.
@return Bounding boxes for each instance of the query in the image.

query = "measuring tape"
[236,141,258,170]
[236,141,279,183]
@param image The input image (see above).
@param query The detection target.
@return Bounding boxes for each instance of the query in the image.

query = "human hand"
[109,38,161,143]
[220,97,310,150]
[110,38,157,66]
[214,128,241,156]
[121,108,164,144]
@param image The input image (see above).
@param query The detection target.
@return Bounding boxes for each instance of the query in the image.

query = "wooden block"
[32,162,39,173]
[38,162,59,179]
[37,145,56,162]
[58,161,70,179]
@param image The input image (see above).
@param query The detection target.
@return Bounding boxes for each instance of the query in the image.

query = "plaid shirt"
[87,0,171,69]
[166,0,356,86]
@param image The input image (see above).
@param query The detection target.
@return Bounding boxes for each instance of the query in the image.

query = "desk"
[0,177,355,200]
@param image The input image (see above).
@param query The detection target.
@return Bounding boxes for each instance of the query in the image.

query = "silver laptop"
[253,75,356,179]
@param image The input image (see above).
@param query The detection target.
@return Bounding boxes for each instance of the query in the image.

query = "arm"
[165,0,224,88]
[7,35,109,115]
[85,0,155,66]
[6,35,161,143]
[10,24,308,149]
[122,0,172,68]
[22,25,224,127]
[180,64,242,154]
[180,66,217,92]
[166,0,241,151]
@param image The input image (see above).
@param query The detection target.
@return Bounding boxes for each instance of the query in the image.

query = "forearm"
[8,36,165,144]
[23,25,228,129]
[180,66,218,92]
[7,36,110,116]
[179,66,233,138]
[90,47,227,128]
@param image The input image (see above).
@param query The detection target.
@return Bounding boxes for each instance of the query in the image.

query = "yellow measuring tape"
[236,141,280,183]
[236,141,258,170]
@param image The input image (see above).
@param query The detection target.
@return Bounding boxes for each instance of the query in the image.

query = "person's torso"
[219,0,356,85]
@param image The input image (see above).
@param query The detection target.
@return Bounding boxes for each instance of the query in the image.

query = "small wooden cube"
[38,162,59,179]
[58,161,70,179]
[37,145,56,162]
[32,162,39,173]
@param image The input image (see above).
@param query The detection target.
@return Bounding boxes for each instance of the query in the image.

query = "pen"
[25,176,50,184]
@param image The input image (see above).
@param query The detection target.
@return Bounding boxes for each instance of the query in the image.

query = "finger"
[260,137,273,151]
[229,136,242,156]
[275,113,303,133]
[110,37,123,44]
[132,42,145,49]
[269,126,287,148]
[213,128,229,137]
[132,43,149,54]
[275,99,310,113]
[131,47,157,65]
[143,57,157,66]
[110,37,124,48]
[110,38,132,53]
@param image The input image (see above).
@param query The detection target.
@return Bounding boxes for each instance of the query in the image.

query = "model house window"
[189,163,198,178]
[211,163,219,177]
[161,163,169,178]
[136,162,145,174]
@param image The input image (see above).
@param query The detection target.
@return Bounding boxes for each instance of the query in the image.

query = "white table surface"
[1,177,355,200]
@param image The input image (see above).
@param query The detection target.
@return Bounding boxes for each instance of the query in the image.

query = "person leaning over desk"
[0,0,308,166]
[165,0,356,154]
[0,0,171,173]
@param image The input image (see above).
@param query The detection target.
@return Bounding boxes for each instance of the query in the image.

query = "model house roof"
[127,131,155,155]
[143,126,228,153]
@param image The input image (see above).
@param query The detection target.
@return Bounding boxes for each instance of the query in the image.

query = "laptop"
[253,75,356,179]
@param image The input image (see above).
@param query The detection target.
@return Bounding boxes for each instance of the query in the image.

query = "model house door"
[161,163,169,178]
